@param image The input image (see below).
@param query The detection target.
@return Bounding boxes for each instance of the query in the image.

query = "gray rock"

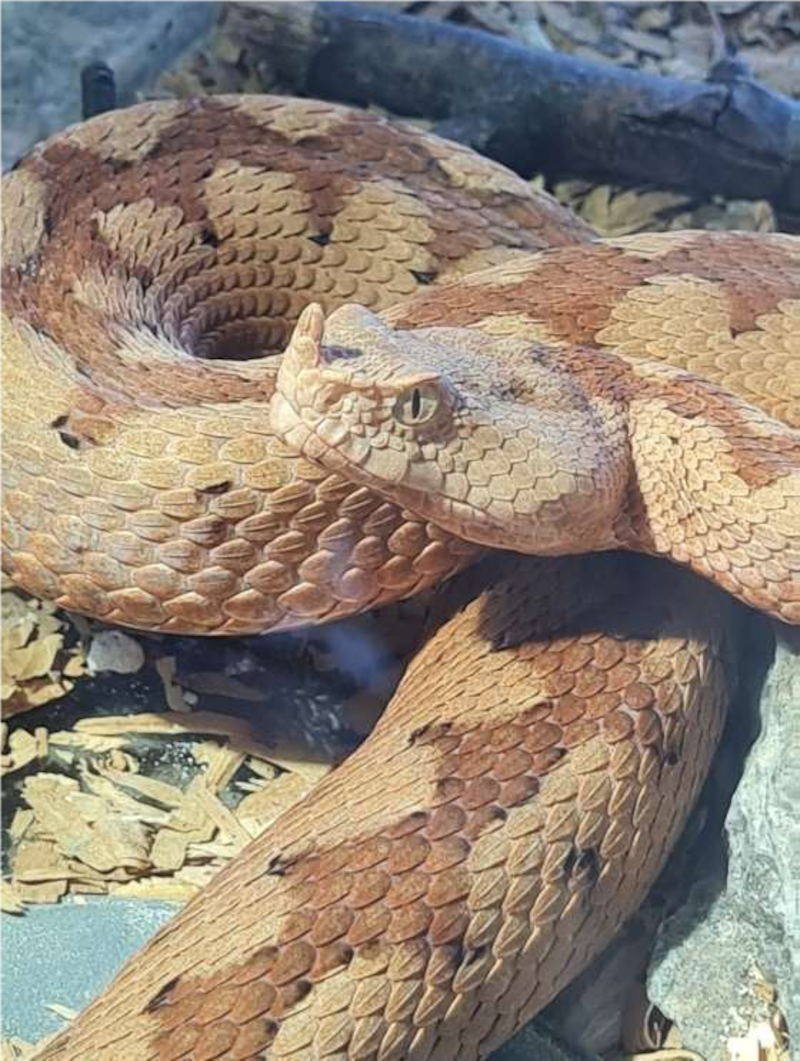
[1,898,177,1043]
[2,1,218,168]
[649,625,800,1060]
[86,630,146,675]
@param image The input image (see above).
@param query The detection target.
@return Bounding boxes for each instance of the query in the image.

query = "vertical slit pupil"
[412,388,421,419]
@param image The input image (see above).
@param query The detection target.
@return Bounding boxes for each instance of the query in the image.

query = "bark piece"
[226,1,800,212]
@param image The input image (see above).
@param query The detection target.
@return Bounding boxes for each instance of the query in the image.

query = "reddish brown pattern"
[1,93,791,1061]
[39,555,735,1061]
[386,234,800,347]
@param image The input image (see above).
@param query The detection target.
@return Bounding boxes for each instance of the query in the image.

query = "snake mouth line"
[272,388,479,533]
[272,392,595,557]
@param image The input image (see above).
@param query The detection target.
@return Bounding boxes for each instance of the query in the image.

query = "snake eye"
[393,383,441,426]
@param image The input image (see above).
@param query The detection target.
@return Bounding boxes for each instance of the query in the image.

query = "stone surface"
[86,630,146,675]
[1,1,218,168]
[650,625,800,1060]
[1,898,177,1042]
[494,1023,600,1061]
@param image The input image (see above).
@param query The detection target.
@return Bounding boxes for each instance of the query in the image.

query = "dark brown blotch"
[143,976,182,1014]
[411,269,437,285]
[564,845,599,885]
[197,480,232,496]
[410,719,453,746]
[265,853,298,877]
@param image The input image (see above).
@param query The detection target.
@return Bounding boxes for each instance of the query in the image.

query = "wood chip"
[13,839,71,884]
[78,770,169,822]
[68,881,108,896]
[14,880,68,905]
[34,726,48,760]
[63,651,87,678]
[2,1039,34,1060]
[245,758,278,782]
[107,879,200,902]
[616,26,674,58]
[538,1,602,45]
[189,779,252,848]
[156,655,194,712]
[20,773,152,875]
[235,779,268,793]
[198,742,246,794]
[106,749,139,772]
[1,880,26,915]
[7,633,64,682]
[91,763,185,808]
[80,821,152,873]
[8,729,38,772]
[74,711,331,780]
[161,808,215,843]
[49,730,127,753]
[174,864,219,888]
[44,1005,77,1022]
[186,839,239,860]
[26,679,74,707]
[150,829,191,872]
[9,808,34,841]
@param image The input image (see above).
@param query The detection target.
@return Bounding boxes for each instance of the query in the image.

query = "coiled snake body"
[2,95,798,1060]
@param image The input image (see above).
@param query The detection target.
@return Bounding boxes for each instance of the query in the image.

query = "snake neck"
[612,358,800,622]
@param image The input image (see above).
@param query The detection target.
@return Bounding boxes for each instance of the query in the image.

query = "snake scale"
[2,94,798,1061]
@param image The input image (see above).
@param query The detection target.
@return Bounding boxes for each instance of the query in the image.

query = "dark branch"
[226,1,800,213]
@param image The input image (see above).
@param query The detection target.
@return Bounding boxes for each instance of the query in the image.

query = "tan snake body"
[2,95,589,636]
[1,95,797,1060]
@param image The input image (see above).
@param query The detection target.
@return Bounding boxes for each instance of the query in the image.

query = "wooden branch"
[226,1,800,213]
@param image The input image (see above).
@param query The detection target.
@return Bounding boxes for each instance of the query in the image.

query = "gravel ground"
[2,899,177,1041]
[1,1,217,168]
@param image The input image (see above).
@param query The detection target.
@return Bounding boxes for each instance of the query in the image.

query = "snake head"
[273,303,459,487]
[273,303,630,555]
